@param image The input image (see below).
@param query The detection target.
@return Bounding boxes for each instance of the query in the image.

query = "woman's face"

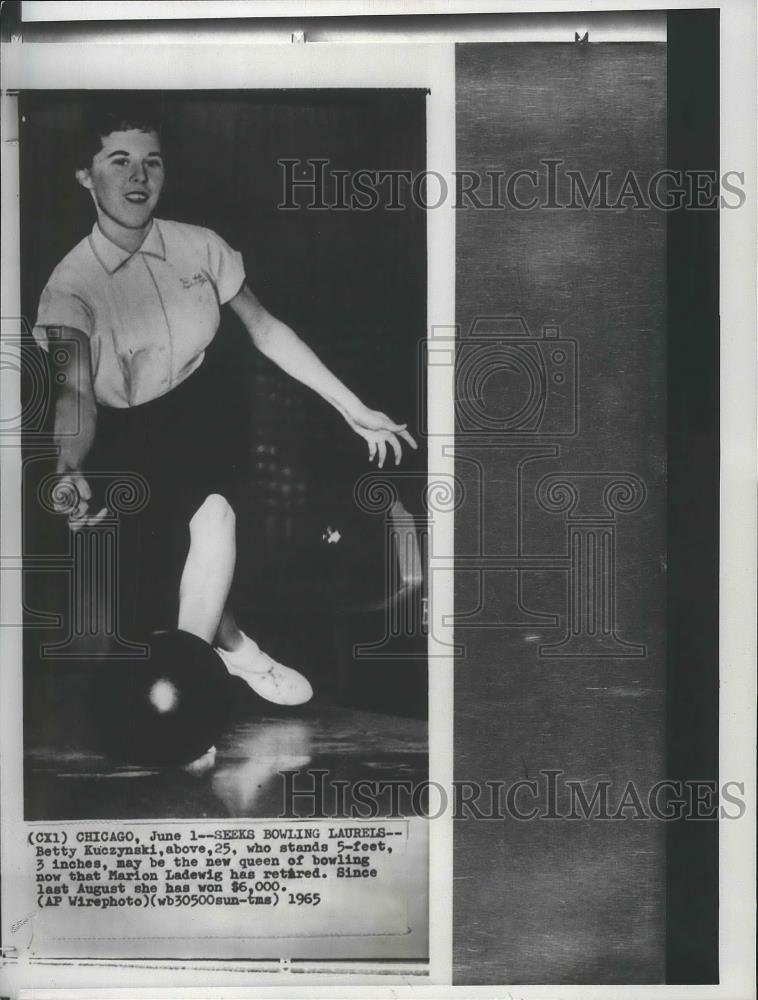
[77,129,165,233]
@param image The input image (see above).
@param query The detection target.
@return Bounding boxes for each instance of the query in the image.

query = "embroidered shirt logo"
[181,272,209,289]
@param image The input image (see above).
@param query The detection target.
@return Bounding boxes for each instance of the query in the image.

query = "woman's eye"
[112,159,129,167]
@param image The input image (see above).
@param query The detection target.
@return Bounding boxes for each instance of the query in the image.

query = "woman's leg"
[176,494,312,706]
[214,607,245,652]
[177,494,236,643]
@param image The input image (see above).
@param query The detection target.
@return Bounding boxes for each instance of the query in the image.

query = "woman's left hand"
[341,404,418,468]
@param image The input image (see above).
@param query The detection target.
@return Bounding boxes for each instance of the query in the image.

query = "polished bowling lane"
[24,666,427,821]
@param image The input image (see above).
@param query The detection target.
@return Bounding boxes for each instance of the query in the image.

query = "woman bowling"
[33,100,417,706]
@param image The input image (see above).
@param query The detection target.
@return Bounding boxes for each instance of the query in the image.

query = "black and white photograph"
[20,88,428,821]
[0,0,755,996]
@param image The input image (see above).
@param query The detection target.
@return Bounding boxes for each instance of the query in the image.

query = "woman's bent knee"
[189,494,235,540]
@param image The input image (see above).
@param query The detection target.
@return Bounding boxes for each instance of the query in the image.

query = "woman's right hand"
[54,468,108,531]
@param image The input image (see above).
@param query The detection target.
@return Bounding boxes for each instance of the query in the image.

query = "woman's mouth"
[124,192,150,204]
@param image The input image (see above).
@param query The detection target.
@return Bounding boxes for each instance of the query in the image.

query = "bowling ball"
[92,630,231,766]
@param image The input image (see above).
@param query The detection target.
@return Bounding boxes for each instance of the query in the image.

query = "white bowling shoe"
[214,632,313,706]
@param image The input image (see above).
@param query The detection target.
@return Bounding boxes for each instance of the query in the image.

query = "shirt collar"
[89,219,166,274]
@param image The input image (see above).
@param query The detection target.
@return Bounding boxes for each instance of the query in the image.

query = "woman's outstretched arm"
[227,283,417,469]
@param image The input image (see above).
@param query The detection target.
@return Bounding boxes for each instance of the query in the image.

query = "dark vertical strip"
[666,9,720,984]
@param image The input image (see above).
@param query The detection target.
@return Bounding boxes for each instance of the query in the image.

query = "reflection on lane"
[211,719,313,815]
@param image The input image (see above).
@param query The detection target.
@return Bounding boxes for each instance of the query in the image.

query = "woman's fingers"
[69,506,109,532]
[68,500,90,530]
[52,474,76,513]
[377,414,409,433]
[399,428,418,449]
[386,433,403,466]
[361,429,419,466]
[54,471,92,517]
[88,506,109,526]
[357,419,418,467]
[64,496,89,522]
[52,474,109,528]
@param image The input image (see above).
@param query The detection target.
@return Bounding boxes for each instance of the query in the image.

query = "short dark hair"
[77,99,164,169]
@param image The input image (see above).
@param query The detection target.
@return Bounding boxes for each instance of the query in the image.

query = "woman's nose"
[131,162,148,184]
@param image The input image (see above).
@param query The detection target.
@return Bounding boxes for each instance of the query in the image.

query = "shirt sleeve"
[32,279,95,352]
[205,230,246,305]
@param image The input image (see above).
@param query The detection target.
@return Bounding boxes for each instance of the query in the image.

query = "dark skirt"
[86,358,248,639]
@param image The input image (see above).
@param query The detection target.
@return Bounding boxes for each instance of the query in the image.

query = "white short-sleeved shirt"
[33,219,246,407]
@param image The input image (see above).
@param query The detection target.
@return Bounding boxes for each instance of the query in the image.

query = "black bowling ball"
[92,630,230,767]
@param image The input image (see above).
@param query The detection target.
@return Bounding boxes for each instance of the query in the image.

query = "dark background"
[665,9,719,985]
[20,90,428,712]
